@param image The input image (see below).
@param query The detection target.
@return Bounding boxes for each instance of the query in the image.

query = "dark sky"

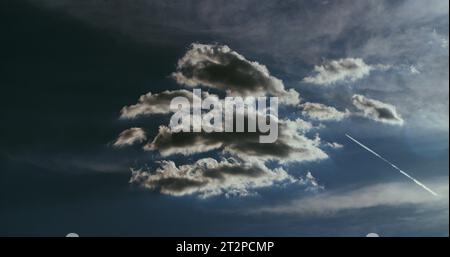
[0,0,448,236]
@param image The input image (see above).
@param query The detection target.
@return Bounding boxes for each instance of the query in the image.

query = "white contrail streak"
[345,134,439,196]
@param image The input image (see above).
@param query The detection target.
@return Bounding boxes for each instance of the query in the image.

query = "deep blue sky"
[0,0,448,236]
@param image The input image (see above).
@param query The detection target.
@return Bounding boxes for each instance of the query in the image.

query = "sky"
[0,0,448,236]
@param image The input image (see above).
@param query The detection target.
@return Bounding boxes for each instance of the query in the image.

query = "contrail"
[345,134,438,196]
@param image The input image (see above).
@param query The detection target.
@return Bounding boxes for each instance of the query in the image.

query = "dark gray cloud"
[352,94,404,125]
[111,39,325,197]
[145,118,327,164]
[129,157,321,198]
[172,43,300,105]
[113,127,146,147]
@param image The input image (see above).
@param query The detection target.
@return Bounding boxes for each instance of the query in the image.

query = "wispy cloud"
[120,90,199,119]
[113,127,146,147]
[251,181,449,216]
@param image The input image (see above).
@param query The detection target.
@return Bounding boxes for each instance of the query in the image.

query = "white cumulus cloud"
[352,94,404,125]
[301,102,350,121]
[303,58,388,85]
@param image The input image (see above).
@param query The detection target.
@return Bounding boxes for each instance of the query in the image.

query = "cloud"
[172,43,300,105]
[145,118,328,164]
[113,42,328,197]
[120,89,211,119]
[251,181,449,216]
[326,142,344,149]
[409,65,421,75]
[300,171,325,193]
[301,102,349,121]
[352,94,404,125]
[129,157,317,198]
[302,58,389,85]
[113,127,146,147]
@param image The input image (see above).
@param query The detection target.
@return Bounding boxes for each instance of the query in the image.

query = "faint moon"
[66,233,79,237]
[366,233,380,237]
